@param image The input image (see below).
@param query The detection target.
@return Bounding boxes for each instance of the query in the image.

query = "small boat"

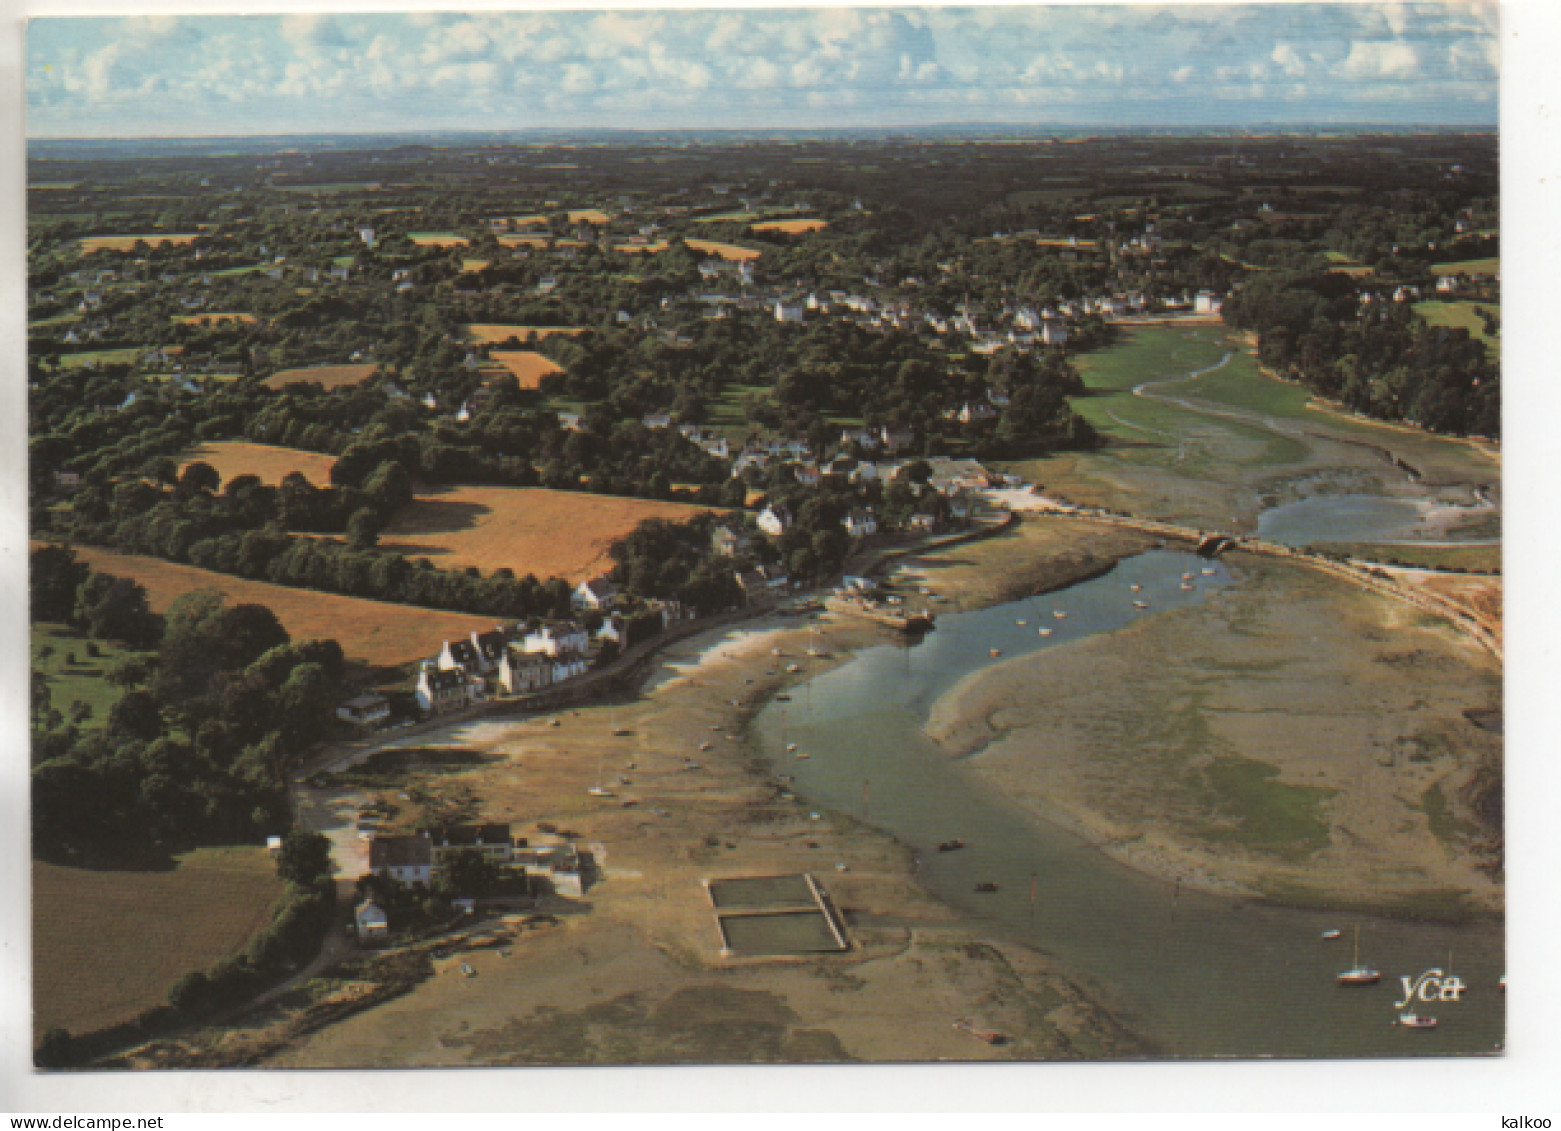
[806,647,823,657]
[938,839,965,852]
[1130,583,1142,592]
[1321,928,1342,940]
[787,663,802,673]
[1038,628,1053,636]
[1499,974,1506,992]
[1182,573,1194,582]
[974,881,999,893]
[771,648,782,656]
[776,694,792,702]
[1053,610,1068,619]
[953,1019,1006,1045]
[1016,619,1028,626]
[1202,568,1216,576]
[989,648,1002,657]
[1133,600,1149,609]
[1180,583,1194,591]
[613,728,633,737]
[1337,925,1380,985]
[786,743,799,752]
[461,963,476,978]
[1397,1013,1437,1029]
[700,741,713,751]
[587,786,615,797]
[795,751,811,759]
[549,718,562,727]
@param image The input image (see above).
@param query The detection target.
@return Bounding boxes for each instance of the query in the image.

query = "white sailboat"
[1336,925,1380,986]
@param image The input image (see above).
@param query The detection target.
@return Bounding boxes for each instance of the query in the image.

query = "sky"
[24,3,1500,139]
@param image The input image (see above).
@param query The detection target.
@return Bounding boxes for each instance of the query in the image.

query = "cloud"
[22,4,1500,137]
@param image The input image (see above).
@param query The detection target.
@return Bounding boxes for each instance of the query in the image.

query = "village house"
[774,300,805,323]
[355,899,389,943]
[642,412,672,429]
[1194,290,1224,315]
[417,823,516,867]
[734,567,781,606]
[336,694,391,729]
[498,646,553,695]
[415,664,468,715]
[710,522,751,558]
[880,426,917,453]
[437,638,481,673]
[522,620,591,657]
[757,502,793,536]
[843,508,878,537]
[572,575,617,612]
[368,835,434,885]
[469,626,508,673]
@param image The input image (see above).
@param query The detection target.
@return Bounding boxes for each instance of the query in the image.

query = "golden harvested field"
[173,312,257,327]
[66,545,502,669]
[566,209,611,225]
[497,234,551,248]
[460,259,490,274]
[378,486,712,582]
[33,848,283,1039]
[487,350,563,389]
[465,324,584,345]
[79,233,199,253]
[611,241,670,255]
[685,238,762,262]
[408,232,470,248]
[752,218,828,234]
[263,363,378,391]
[177,441,338,488]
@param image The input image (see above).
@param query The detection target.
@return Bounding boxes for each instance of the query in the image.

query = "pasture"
[173,312,257,327]
[407,232,470,248]
[1431,257,1500,277]
[465,324,584,345]
[78,233,199,254]
[263,363,378,391]
[30,623,144,734]
[177,441,338,488]
[33,848,284,1040]
[56,348,144,369]
[487,350,563,389]
[751,218,828,235]
[377,486,713,582]
[685,238,762,263]
[1413,300,1500,356]
[66,546,503,670]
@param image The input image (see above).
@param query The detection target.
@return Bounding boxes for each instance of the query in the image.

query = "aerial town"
[22,6,1508,1076]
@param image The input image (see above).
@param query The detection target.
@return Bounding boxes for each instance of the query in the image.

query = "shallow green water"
[753,550,1504,1059]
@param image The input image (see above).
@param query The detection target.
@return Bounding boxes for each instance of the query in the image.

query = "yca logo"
[1394,968,1465,1009]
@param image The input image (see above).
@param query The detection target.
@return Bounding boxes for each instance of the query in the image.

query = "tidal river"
[753,549,1504,1058]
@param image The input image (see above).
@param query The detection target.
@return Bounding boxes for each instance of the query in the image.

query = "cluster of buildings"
[354,820,591,941]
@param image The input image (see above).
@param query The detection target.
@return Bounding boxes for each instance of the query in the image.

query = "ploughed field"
[66,545,502,670]
[33,848,283,1040]
[177,441,339,489]
[376,486,713,583]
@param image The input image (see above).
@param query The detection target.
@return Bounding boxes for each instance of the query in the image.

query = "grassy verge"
[1312,541,1500,573]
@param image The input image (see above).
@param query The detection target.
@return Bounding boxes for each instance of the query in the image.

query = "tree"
[346,507,380,550]
[31,544,89,623]
[275,829,333,886]
[178,461,221,497]
[436,846,498,897]
[107,689,163,742]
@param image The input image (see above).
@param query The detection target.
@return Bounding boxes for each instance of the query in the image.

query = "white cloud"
[1340,39,1421,79]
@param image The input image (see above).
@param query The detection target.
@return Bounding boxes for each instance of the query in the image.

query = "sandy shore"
[247,517,1168,1066]
[925,548,1503,916]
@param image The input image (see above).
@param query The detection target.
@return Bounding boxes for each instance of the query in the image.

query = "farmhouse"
[437,638,481,673]
[368,835,434,885]
[470,626,509,673]
[710,523,751,558]
[522,620,590,657]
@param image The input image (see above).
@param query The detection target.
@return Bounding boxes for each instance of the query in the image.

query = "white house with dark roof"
[437,638,480,673]
[572,576,617,612]
[498,646,554,695]
[416,665,469,715]
[843,508,878,537]
[336,694,391,728]
[757,502,793,536]
[368,835,433,885]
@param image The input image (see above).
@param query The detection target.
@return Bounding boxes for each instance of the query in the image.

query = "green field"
[56,347,143,369]
[29,312,83,330]
[31,624,149,733]
[1431,257,1500,277]
[1413,300,1500,357]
